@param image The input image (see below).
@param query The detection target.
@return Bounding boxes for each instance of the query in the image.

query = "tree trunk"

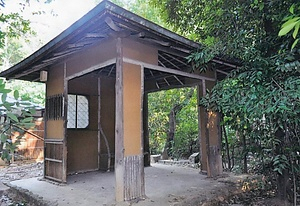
[161,88,195,160]
[162,108,177,159]
[277,170,289,200]
[223,124,231,170]
[242,133,247,173]
[275,128,289,201]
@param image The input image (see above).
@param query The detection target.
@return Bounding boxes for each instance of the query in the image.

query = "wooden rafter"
[173,75,184,85]
[163,52,190,68]
[158,53,182,71]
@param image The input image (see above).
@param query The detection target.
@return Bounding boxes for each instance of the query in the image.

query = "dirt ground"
[0,160,43,205]
[0,161,291,206]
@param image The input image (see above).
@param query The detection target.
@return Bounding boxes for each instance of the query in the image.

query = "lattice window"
[46,94,64,120]
[67,94,89,129]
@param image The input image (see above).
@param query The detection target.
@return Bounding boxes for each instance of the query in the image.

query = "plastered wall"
[66,73,116,173]
[122,39,157,157]
[99,77,115,170]
[123,63,142,156]
[64,39,118,173]
[46,63,65,139]
[67,75,98,173]
[66,39,117,78]
[123,39,158,64]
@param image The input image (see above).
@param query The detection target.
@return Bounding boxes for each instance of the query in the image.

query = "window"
[67,94,89,129]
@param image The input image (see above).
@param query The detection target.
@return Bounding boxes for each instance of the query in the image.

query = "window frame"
[67,94,89,129]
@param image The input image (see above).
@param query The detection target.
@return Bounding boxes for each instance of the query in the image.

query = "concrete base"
[9,164,234,206]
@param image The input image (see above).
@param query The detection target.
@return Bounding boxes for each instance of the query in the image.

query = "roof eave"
[0,0,200,80]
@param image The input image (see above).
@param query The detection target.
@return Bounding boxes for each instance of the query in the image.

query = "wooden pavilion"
[0,0,237,202]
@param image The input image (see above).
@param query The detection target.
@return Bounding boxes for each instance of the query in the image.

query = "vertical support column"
[198,80,222,177]
[143,93,150,166]
[115,38,125,202]
[62,62,68,182]
[115,38,145,201]
[198,80,209,173]
[97,77,101,170]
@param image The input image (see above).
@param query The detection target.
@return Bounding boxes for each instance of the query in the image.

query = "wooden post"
[97,77,101,170]
[198,79,223,177]
[115,37,125,202]
[203,80,211,175]
[197,83,207,172]
[143,93,150,166]
[62,62,68,182]
[115,38,145,202]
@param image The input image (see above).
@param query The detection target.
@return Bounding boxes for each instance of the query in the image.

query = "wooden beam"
[123,57,216,82]
[66,58,116,81]
[216,69,229,75]
[85,33,106,38]
[141,37,170,47]
[170,46,191,54]
[105,17,121,32]
[53,48,81,57]
[42,52,77,63]
[212,58,241,69]
[13,62,51,79]
[131,37,191,58]
[115,37,124,202]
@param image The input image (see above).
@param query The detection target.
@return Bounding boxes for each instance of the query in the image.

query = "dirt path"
[0,161,43,205]
[0,161,285,206]
[3,162,247,206]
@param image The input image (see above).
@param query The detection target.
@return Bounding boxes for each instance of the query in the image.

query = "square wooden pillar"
[198,80,223,177]
[115,38,145,202]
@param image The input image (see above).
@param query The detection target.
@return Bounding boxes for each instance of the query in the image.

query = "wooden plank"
[124,155,144,201]
[115,37,125,202]
[44,175,65,183]
[123,57,215,82]
[45,158,63,163]
[45,139,64,144]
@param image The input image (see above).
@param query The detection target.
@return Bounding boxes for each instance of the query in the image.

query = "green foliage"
[111,0,170,29]
[279,3,300,49]
[151,0,300,199]
[0,78,36,162]
[0,12,32,49]
[148,87,198,158]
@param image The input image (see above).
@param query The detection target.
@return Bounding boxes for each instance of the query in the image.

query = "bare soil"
[0,161,292,206]
[0,160,43,205]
